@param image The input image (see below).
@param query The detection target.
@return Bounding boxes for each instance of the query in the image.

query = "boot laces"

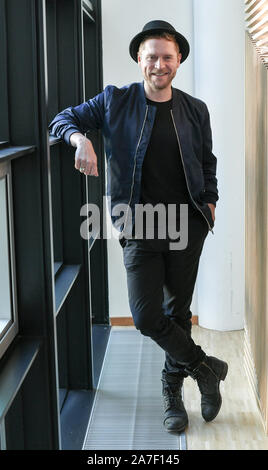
[162,382,183,410]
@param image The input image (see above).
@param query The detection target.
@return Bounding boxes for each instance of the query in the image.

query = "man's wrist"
[70,132,88,148]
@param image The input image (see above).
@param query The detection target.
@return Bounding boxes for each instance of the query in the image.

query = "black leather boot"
[185,355,228,422]
[161,374,188,433]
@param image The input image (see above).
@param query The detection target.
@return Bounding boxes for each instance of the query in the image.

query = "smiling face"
[138,37,182,97]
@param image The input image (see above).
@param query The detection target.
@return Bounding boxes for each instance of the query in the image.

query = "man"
[49,20,228,434]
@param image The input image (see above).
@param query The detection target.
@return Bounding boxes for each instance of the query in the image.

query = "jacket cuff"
[202,193,217,207]
[63,128,81,145]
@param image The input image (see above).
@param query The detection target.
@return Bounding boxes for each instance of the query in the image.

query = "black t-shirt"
[140,98,191,207]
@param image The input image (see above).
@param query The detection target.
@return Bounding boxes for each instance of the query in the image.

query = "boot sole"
[203,361,228,422]
[163,414,189,433]
[164,421,188,434]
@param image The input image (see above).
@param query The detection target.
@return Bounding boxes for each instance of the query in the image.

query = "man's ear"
[177,53,182,68]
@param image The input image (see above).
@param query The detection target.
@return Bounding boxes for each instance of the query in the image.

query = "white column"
[193,0,245,330]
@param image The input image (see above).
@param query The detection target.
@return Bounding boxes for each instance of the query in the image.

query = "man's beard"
[148,71,176,90]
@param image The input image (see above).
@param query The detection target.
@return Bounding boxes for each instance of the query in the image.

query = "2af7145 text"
[87,454,180,466]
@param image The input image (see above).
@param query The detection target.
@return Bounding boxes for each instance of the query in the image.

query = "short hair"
[138,32,180,57]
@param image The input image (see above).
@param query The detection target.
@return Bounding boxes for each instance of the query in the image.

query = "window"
[0,162,18,359]
[245,0,268,66]
[0,0,107,449]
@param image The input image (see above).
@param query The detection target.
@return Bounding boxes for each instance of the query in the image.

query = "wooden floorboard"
[110,316,199,327]
[184,326,268,450]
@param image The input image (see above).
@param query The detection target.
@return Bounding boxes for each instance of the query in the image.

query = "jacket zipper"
[123,105,149,234]
[170,110,213,233]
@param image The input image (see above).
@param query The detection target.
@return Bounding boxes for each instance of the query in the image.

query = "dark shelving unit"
[0,0,110,450]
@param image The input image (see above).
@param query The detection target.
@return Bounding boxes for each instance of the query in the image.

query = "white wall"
[193,0,245,330]
[101,0,194,92]
[101,0,245,330]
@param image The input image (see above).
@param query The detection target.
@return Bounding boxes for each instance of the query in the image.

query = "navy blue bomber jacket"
[49,81,218,233]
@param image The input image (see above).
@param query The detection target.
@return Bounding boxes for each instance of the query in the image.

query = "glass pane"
[0,0,9,142]
[0,176,13,338]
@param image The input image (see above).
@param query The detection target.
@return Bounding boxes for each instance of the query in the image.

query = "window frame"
[0,161,19,359]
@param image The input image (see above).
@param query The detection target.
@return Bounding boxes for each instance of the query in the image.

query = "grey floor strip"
[83,328,187,450]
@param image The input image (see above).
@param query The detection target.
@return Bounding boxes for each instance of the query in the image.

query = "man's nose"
[155,57,164,69]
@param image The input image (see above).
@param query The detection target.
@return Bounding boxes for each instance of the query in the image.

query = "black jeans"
[122,207,209,378]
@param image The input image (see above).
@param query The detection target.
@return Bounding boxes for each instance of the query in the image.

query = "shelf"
[0,142,9,150]
[49,135,62,146]
[83,0,93,11]
[0,337,41,421]
[0,145,36,163]
[87,227,100,252]
[83,0,95,22]
[55,264,81,315]
[54,261,63,276]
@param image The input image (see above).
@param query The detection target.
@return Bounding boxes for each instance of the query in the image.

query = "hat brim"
[129,28,190,63]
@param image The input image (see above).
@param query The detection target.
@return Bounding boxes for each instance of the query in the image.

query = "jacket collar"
[137,81,181,109]
[171,87,181,109]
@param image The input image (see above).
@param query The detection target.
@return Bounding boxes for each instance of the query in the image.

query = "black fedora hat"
[129,20,190,63]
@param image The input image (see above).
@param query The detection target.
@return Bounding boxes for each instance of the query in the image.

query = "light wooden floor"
[184,326,268,450]
[89,325,268,450]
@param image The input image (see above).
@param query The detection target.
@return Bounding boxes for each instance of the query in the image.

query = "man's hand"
[207,203,215,222]
[70,132,99,176]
